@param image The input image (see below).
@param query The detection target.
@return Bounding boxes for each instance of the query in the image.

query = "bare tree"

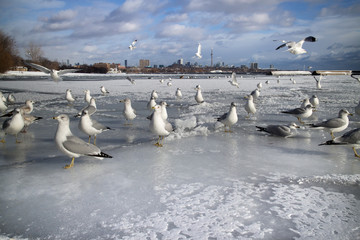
[26,42,44,63]
[0,30,19,73]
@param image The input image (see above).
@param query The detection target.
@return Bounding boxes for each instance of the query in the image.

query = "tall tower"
[211,48,213,67]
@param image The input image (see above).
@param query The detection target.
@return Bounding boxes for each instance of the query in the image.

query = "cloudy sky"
[1,0,359,70]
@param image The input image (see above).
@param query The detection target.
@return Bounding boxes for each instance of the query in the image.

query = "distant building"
[250,62,258,70]
[139,59,150,68]
[177,58,184,65]
[125,60,128,68]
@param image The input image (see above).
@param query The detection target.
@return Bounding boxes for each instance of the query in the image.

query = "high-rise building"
[250,62,258,70]
[125,60,128,68]
[177,58,183,65]
[139,59,150,68]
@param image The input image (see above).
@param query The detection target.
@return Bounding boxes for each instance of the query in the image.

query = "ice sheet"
[0,73,359,239]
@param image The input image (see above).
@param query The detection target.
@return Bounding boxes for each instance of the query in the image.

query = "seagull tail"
[89,152,113,158]
[255,126,268,133]
[318,140,346,146]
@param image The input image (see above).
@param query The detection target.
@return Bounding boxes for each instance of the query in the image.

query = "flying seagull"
[194,43,202,59]
[275,36,317,55]
[129,39,137,50]
[126,76,136,84]
[24,62,79,81]
[228,72,239,88]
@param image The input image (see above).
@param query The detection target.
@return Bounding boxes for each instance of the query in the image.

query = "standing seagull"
[281,104,314,124]
[319,128,360,158]
[147,97,157,110]
[149,105,170,147]
[100,86,109,95]
[20,100,34,115]
[129,39,137,50]
[120,98,136,125]
[217,102,238,132]
[24,62,78,81]
[84,90,92,103]
[275,36,317,55]
[78,110,110,145]
[1,108,25,143]
[194,43,202,59]
[244,95,256,118]
[65,89,75,105]
[228,72,239,88]
[313,75,322,89]
[7,93,16,105]
[195,85,204,104]
[175,88,182,100]
[310,109,352,139]
[310,95,320,109]
[151,90,159,99]
[75,98,97,117]
[0,97,7,113]
[53,114,112,169]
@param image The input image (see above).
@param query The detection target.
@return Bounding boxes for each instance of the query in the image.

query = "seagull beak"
[119,100,124,102]
[152,106,156,110]
[349,113,354,116]
[53,116,58,120]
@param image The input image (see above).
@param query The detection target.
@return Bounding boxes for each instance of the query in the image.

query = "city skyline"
[1,0,359,70]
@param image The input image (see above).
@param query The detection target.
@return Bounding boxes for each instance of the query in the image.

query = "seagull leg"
[154,136,161,147]
[15,134,21,144]
[94,135,97,146]
[88,136,91,143]
[330,132,335,140]
[297,117,305,124]
[64,157,75,169]
[159,136,164,147]
[352,147,360,158]
[0,139,5,143]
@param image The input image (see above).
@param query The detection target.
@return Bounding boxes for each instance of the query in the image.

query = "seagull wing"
[25,62,51,74]
[58,69,79,75]
[304,36,316,43]
[217,112,228,121]
[276,42,288,50]
[314,118,346,129]
[232,72,237,83]
[63,135,101,155]
[339,128,360,144]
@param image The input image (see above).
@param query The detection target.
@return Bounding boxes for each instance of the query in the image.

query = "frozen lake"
[0,73,359,239]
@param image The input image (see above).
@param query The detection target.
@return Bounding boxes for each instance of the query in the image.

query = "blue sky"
[1,0,359,70]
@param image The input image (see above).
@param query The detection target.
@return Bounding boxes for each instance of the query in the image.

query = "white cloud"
[83,45,97,53]
[157,24,204,40]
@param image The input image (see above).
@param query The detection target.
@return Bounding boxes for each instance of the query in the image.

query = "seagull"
[167,81,172,87]
[151,90,158,99]
[256,122,300,138]
[319,128,360,158]
[0,92,6,102]
[194,43,202,59]
[120,98,136,125]
[1,108,42,133]
[217,102,238,132]
[228,72,239,88]
[0,108,25,143]
[195,85,204,104]
[281,104,314,124]
[159,78,164,84]
[65,89,75,105]
[175,88,182,99]
[78,110,110,145]
[350,74,360,83]
[257,82,262,89]
[147,97,157,110]
[24,62,78,81]
[313,75,322,89]
[75,98,97,117]
[100,86,109,95]
[0,97,7,113]
[129,39,137,50]
[53,114,112,169]
[20,100,34,115]
[244,95,256,118]
[126,76,136,84]
[149,105,171,147]
[84,90,92,103]
[355,100,360,116]
[7,93,16,105]
[310,95,320,109]
[250,88,260,100]
[310,109,352,139]
[301,98,312,108]
[275,36,317,55]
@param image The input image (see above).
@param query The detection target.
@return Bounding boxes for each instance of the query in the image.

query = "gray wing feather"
[2,119,10,130]
[63,135,100,155]
[58,69,79,75]
[91,119,108,131]
[217,113,228,121]
[339,128,360,144]
[25,62,51,74]
[315,118,346,128]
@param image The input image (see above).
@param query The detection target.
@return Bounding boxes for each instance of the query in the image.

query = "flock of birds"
[1,72,360,169]
[2,35,360,168]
